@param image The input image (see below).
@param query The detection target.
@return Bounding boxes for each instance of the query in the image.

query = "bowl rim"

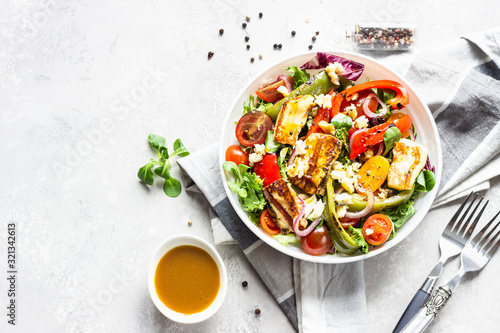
[219,50,442,264]
[148,234,228,324]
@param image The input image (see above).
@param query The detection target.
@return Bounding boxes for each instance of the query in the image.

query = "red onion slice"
[374,142,384,156]
[408,128,415,141]
[287,147,297,167]
[292,196,309,236]
[363,93,388,118]
[278,75,293,93]
[344,184,374,219]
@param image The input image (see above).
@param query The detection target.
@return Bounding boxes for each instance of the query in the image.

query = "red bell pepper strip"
[331,80,409,118]
[349,115,412,159]
[253,153,281,187]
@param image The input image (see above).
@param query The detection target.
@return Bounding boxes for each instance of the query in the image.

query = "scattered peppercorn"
[242,22,247,28]
[278,44,282,49]
[242,281,248,287]
[250,57,255,63]
[208,51,214,59]
[316,31,320,35]
[308,45,313,50]
[255,309,261,315]
[291,30,296,36]
[259,54,263,59]
[219,29,224,36]
[247,44,250,50]
[245,36,249,42]
[273,43,278,49]
[259,12,263,18]
[246,16,251,22]
[397,102,403,110]
[312,36,316,42]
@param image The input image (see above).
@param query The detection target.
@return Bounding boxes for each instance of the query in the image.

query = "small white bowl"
[148,234,228,324]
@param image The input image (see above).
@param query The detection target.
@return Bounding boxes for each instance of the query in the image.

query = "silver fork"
[401,210,500,332]
[393,193,487,332]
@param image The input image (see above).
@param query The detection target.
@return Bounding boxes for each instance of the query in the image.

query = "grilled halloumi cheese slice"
[287,133,342,195]
[263,179,306,234]
[387,138,428,191]
[273,95,316,146]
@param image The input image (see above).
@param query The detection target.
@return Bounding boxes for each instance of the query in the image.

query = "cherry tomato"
[338,90,378,119]
[255,77,295,103]
[253,153,281,187]
[225,145,249,166]
[362,214,393,246]
[260,209,281,235]
[235,111,273,147]
[339,217,360,229]
[301,225,333,256]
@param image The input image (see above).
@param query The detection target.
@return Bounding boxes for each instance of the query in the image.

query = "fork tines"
[473,211,500,257]
[449,192,488,239]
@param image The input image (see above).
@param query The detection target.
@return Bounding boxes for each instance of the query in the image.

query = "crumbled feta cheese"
[310,106,318,118]
[307,200,325,219]
[277,85,289,97]
[330,169,357,193]
[314,94,332,109]
[325,62,345,86]
[336,205,348,218]
[355,115,369,129]
[318,120,336,135]
[333,161,344,171]
[334,192,353,205]
[344,104,357,119]
[365,227,374,235]
[377,188,392,200]
[249,153,263,166]
[295,140,307,155]
[254,144,266,155]
[288,158,308,178]
[351,162,362,173]
[351,93,359,101]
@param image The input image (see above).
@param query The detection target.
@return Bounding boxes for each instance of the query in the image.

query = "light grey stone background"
[1,0,499,332]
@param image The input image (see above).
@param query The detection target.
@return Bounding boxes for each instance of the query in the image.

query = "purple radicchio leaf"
[300,52,365,81]
[424,155,436,173]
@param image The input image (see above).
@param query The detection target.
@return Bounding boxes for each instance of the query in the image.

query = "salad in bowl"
[221,52,440,260]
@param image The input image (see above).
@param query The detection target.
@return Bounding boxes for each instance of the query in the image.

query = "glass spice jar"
[345,23,417,51]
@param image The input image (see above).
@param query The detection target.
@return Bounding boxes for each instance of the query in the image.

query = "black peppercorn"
[208,51,214,60]
[247,44,250,50]
[250,57,255,63]
[291,30,296,36]
[255,308,261,315]
[308,45,313,50]
[242,281,248,287]
[315,31,320,35]
[312,36,316,42]
[259,12,263,18]
[397,102,403,110]
[242,22,247,28]
[278,44,282,49]
[245,36,249,42]
[219,29,224,36]
[273,43,277,49]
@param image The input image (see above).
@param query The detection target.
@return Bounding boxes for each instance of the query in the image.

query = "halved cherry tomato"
[362,214,393,246]
[225,145,249,166]
[260,209,281,235]
[255,77,295,102]
[349,114,412,159]
[338,89,379,119]
[301,224,333,256]
[253,153,281,187]
[339,217,360,229]
[332,80,409,118]
[235,111,273,147]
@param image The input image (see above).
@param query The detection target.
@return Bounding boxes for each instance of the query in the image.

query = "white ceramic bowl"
[148,234,228,324]
[219,51,442,264]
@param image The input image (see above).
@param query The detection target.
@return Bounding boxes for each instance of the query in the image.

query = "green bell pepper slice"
[266,71,336,120]
[347,187,415,213]
[325,178,360,255]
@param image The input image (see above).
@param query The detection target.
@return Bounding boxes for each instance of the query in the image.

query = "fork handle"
[399,286,452,333]
[392,289,431,333]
